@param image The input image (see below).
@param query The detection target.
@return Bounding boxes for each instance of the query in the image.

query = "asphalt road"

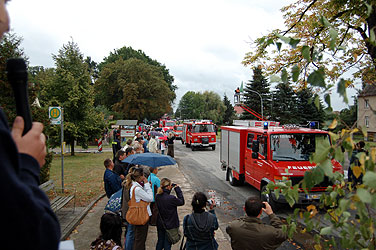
[173,140,302,250]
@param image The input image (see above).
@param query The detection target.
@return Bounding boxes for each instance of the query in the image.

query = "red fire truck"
[173,124,183,139]
[159,119,175,131]
[220,121,342,209]
[182,121,217,150]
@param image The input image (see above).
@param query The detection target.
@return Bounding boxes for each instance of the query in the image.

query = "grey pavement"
[64,164,232,250]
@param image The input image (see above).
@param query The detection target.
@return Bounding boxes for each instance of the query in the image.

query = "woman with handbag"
[124,167,153,250]
[156,178,185,250]
[183,192,219,250]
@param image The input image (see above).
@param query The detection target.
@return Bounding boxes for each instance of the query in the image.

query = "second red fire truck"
[182,120,217,150]
[220,121,343,209]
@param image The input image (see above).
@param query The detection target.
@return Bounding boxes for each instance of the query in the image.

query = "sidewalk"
[67,164,232,250]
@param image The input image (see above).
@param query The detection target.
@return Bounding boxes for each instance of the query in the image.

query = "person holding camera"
[183,192,219,250]
[226,196,287,250]
[155,178,185,250]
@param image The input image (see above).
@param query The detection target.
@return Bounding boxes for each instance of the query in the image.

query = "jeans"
[156,228,171,250]
[125,224,135,250]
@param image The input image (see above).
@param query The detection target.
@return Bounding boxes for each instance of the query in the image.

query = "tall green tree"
[295,87,326,125]
[223,94,236,125]
[48,41,104,155]
[241,66,271,120]
[272,82,299,124]
[96,58,174,120]
[176,91,225,124]
[98,46,176,100]
[0,33,28,123]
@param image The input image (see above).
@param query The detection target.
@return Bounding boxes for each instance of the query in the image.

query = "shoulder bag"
[125,187,149,225]
[157,202,182,244]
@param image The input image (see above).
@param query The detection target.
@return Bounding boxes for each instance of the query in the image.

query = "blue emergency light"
[263,122,268,130]
[310,122,316,129]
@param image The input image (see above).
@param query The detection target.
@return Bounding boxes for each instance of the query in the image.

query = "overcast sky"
[7,0,354,112]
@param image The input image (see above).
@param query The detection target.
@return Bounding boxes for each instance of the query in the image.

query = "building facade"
[358,84,376,141]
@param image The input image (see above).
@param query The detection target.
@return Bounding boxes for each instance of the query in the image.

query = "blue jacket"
[0,109,61,250]
[104,168,122,198]
[147,172,160,201]
[183,210,219,250]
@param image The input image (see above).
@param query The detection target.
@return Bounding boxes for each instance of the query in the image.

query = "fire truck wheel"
[228,169,241,186]
[191,146,195,151]
[182,140,185,144]
[261,185,280,212]
[186,142,190,148]
[211,145,216,150]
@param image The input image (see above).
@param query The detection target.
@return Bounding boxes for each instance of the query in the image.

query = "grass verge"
[49,151,112,207]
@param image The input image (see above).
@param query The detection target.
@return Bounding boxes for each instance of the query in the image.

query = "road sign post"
[49,106,64,191]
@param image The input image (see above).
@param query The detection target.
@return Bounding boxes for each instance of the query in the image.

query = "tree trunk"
[70,140,75,156]
[366,5,376,69]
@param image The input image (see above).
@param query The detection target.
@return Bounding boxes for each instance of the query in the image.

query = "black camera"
[262,202,266,209]
[171,183,177,187]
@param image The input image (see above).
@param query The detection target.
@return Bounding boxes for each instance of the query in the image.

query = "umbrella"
[158,136,167,141]
[150,131,163,137]
[121,152,176,168]
[104,188,122,213]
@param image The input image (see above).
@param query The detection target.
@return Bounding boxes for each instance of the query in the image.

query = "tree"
[243,0,376,90]
[295,87,326,125]
[0,33,28,123]
[48,41,104,155]
[98,46,176,100]
[223,94,236,125]
[244,1,376,248]
[176,91,225,124]
[271,82,299,124]
[241,66,271,120]
[96,58,174,121]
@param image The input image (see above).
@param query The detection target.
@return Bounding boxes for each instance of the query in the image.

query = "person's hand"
[208,198,216,210]
[11,116,46,167]
[141,175,148,183]
[262,202,273,215]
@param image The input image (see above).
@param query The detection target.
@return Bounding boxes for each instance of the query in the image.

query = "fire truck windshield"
[165,122,175,127]
[176,126,183,131]
[271,133,330,161]
[192,124,214,133]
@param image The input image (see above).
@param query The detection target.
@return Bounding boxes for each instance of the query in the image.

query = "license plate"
[202,144,209,146]
[306,194,321,200]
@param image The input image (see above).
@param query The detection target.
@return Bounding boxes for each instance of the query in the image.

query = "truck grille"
[202,137,209,144]
[290,176,332,192]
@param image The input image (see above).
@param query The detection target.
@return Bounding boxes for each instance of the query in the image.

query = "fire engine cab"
[182,121,216,150]
[220,121,342,209]
[173,124,183,140]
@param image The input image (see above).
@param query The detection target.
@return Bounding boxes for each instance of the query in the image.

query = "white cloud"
[7,0,350,112]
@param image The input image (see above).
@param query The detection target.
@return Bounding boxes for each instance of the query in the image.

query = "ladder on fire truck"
[234,91,266,121]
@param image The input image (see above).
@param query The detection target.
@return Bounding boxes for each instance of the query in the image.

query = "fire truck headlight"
[194,138,198,142]
[211,137,214,141]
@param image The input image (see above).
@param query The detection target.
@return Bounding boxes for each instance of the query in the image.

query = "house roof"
[116,120,138,126]
[359,84,376,97]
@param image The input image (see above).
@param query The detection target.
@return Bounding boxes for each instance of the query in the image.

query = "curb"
[61,193,106,240]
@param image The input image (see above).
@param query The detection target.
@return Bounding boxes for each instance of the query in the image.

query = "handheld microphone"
[6,58,32,136]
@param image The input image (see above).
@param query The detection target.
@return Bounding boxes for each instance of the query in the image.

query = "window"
[365,116,369,128]
[247,133,254,149]
[365,99,369,109]
[270,133,330,161]
[192,124,214,133]
[257,135,267,158]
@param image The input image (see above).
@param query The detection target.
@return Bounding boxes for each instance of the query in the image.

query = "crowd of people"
[95,129,288,250]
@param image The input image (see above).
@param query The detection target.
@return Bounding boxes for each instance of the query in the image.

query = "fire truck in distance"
[159,119,175,132]
[220,121,343,210]
[182,120,216,150]
[173,124,184,139]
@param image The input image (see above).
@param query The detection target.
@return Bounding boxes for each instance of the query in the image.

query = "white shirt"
[148,138,158,153]
[130,181,153,216]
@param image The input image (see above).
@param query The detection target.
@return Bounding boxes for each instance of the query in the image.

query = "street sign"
[49,107,61,125]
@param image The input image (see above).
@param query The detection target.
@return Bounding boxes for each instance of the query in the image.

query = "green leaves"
[307,68,326,87]
[363,171,376,189]
[276,34,300,48]
[320,226,332,235]
[301,45,311,61]
[320,16,331,28]
[357,188,372,204]
[291,65,300,82]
